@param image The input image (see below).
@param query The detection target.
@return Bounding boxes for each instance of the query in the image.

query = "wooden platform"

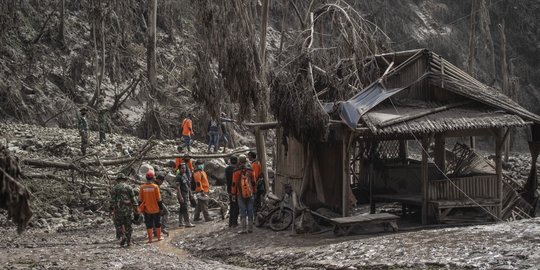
[373,194,423,206]
[312,212,399,236]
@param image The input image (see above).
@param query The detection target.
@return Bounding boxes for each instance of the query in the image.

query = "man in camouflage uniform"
[78,107,89,155]
[98,107,109,144]
[110,173,138,247]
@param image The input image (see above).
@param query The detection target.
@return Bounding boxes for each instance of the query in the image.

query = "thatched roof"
[327,48,540,135]
[362,103,527,135]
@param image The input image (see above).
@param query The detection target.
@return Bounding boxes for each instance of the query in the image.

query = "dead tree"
[147,0,158,97]
[0,145,32,234]
[59,0,65,44]
[88,0,106,108]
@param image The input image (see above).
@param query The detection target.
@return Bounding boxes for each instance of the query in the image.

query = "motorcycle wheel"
[269,207,293,231]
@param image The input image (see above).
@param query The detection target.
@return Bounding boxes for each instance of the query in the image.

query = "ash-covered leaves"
[270,54,329,144]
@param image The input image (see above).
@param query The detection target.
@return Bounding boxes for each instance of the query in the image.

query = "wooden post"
[342,130,350,217]
[470,136,476,149]
[421,137,430,225]
[398,140,408,163]
[495,128,503,219]
[255,127,270,195]
[434,135,446,172]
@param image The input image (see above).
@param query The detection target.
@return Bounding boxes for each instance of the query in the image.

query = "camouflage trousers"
[80,132,88,155]
[114,210,133,242]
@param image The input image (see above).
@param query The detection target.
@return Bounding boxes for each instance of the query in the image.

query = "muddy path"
[0,223,247,270]
[1,217,539,270]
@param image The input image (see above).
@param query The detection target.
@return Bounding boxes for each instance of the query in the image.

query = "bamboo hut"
[268,49,540,224]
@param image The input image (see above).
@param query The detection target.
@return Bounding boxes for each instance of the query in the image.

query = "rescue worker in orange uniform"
[138,171,164,243]
[247,151,264,213]
[192,160,213,222]
[231,155,257,233]
[180,114,194,152]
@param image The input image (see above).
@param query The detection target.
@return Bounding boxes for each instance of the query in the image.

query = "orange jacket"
[250,160,261,181]
[193,170,209,193]
[176,159,193,172]
[138,183,161,214]
[231,167,256,196]
[186,159,194,173]
[181,118,193,136]
[175,157,182,170]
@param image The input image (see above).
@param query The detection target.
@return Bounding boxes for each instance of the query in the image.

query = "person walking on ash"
[110,173,138,247]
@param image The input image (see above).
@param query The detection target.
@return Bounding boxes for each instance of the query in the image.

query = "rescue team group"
[110,114,264,247]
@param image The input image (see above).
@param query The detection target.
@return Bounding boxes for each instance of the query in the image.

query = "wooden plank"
[330,213,399,225]
[373,194,423,206]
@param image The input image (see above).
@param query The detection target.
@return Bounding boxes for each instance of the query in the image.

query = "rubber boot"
[178,218,184,227]
[146,229,153,243]
[184,213,195,227]
[156,227,163,241]
[238,217,247,234]
[247,216,254,233]
[120,235,126,246]
[126,235,131,247]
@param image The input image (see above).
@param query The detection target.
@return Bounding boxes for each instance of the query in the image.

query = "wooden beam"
[243,121,279,130]
[421,136,431,225]
[434,135,446,172]
[255,127,270,196]
[378,101,470,128]
[495,128,503,219]
[398,140,408,162]
[342,129,350,217]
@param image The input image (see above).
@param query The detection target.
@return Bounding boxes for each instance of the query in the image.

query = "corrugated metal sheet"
[363,104,527,135]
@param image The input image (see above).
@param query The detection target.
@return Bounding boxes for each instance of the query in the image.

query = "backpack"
[239,170,254,199]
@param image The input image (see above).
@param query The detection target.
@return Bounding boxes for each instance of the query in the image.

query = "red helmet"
[145,170,155,180]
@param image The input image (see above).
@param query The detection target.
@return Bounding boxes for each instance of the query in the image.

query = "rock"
[83,209,93,215]
[138,164,154,175]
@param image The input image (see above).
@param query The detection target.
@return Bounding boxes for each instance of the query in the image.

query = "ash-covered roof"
[362,103,527,135]
[326,49,540,135]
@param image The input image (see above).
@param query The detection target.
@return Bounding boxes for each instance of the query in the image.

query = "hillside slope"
[0,1,538,145]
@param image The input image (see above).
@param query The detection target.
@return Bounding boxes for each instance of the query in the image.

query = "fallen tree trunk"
[21,147,253,170]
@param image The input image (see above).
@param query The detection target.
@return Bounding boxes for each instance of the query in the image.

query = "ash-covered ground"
[1,124,539,270]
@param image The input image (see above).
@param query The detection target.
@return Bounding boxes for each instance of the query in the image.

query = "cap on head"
[238,154,247,164]
[177,146,184,152]
[115,173,128,181]
[229,155,238,165]
[247,151,256,159]
[145,170,155,181]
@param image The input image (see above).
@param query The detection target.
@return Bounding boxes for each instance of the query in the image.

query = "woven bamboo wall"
[428,174,499,201]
